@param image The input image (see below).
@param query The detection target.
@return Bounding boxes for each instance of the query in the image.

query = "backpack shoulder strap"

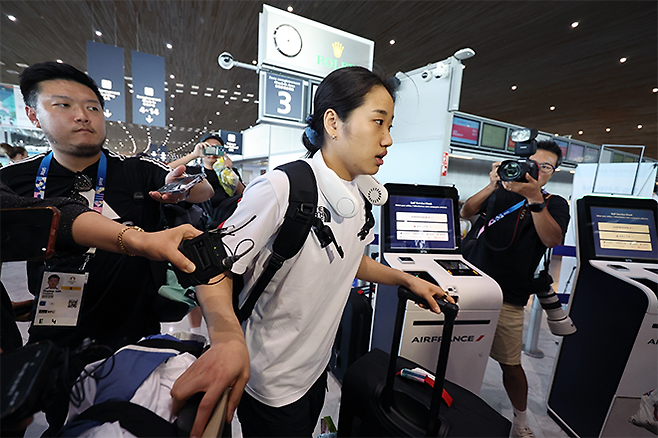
[234,160,317,323]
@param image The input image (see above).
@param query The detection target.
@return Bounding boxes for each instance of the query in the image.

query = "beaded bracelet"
[117,226,144,256]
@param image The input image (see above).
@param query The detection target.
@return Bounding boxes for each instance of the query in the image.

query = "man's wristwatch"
[528,200,546,212]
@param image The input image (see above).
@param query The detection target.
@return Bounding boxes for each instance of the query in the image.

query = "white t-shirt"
[223,156,373,407]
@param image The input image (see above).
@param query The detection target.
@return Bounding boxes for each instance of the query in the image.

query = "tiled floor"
[4,261,568,437]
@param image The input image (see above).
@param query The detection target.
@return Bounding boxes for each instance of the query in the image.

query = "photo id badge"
[33,271,88,327]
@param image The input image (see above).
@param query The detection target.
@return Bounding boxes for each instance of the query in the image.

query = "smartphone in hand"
[156,173,206,194]
[203,145,225,156]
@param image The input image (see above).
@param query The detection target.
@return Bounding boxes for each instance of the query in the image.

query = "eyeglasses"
[538,163,556,173]
[71,173,93,206]
[74,173,93,192]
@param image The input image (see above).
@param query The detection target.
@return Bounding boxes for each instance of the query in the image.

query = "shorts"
[489,302,525,366]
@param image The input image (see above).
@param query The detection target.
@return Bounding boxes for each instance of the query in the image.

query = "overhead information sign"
[87,41,126,122]
[131,50,165,127]
[258,4,374,79]
[262,72,305,123]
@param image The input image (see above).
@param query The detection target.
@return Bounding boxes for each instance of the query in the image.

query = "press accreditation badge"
[33,271,88,327]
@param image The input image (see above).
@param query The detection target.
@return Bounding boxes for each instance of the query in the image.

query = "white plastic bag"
[630,388,658,434]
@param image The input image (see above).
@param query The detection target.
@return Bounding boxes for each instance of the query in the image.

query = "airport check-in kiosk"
[548,195,658,438]
[370,184,503,395]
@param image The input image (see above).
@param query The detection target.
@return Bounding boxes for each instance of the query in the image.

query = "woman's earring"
[331,134,337,140]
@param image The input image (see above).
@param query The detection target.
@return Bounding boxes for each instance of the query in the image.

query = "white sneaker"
[511,425,536,438]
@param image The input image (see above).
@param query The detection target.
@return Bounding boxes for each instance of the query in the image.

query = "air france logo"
[412,334,485,343]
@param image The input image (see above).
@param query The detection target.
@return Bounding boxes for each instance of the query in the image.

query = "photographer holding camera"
[460,138,570,438]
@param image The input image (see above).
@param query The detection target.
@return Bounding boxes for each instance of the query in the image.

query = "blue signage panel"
[87,41,125,122]
[131,50,165,127]
[263,72,305,123]
[220,130,243,155]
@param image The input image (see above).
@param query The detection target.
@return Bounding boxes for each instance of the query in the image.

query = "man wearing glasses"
[460,140,570,438]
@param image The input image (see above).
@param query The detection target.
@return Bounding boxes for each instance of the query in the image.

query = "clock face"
[273,24,302,57]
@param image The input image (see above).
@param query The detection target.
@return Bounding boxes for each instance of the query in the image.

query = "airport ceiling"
[1,1,656,160]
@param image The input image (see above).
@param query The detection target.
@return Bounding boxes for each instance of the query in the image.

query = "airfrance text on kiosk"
[370,183,503,395]
[547,195,658,438]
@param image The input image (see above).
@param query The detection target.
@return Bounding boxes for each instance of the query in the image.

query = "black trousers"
[238,370,327,437]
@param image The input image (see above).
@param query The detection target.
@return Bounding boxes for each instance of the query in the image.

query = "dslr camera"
[497,128,539,183]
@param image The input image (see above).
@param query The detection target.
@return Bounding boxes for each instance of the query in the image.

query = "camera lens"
[498,160,523,182]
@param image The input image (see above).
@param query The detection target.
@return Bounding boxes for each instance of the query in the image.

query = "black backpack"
[233,160,374,323]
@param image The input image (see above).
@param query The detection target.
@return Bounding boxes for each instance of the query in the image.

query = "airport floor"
[4,260,570,438]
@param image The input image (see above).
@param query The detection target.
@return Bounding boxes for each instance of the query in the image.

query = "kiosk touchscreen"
[548,195,658,438]
[370,183,503,395]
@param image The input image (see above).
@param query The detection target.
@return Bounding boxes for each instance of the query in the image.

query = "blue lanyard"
[34,151,107,213]
[477,199,525,238]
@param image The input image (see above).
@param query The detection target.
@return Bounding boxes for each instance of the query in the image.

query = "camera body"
[498,158,539,183]
[497,128,539,183]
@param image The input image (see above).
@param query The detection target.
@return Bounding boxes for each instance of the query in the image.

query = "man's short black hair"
[19,62,105,109]
[200,133,224,145]
[537,139,563,167]
[48,274,60,281]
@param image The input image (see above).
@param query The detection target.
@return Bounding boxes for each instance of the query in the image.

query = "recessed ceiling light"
[653,88,658,93]
[511,85,517,90]
[170,74,175,79]
[619,57,627,63]
[208,121,212,124]
[225,101,229,105]
[215,111,220,115]
[191,85,199,89]
[129,89,134,93]
[206,87,214,91]
[170,94,175,98]
[176,89,183,93]
[252,60,257,65]
[166,43,173,49]
[170,107,174,111]
[56,59,63,63]
[247,93,254,98]
[550,106,556,111]
[389,39,395,45]
[233,91,241,95]
[95,30,102,37]
[236,84,241,89]
[578,130,584,135]
[176,83,184,87]
[7,15,17,22]
[16,62,29,68]
[287,6,293,12]
[242,98,249,102]
[203,93,212,97]
[190,91,198,95]
[637,124,643,129]
[571,21,579,28]
[220,89,228,93]
[606,127,611,132]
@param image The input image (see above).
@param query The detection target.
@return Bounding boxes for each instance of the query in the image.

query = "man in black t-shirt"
[461,140,570,438]
[0,62,214,351]
[168,133,245,228]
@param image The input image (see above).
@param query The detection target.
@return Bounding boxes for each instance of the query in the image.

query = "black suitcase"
[338,287,511,437]
[330,287,373,384]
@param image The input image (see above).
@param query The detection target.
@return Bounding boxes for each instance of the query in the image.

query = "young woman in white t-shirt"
[170,66,453,438]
